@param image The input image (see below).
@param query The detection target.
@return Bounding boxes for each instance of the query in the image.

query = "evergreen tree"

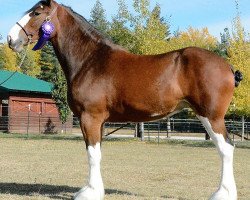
[51,63,71,123]
[108,0,139,53]
[109,19,138,53]
[213,28,230,59]
[89,0,109,34]
[109,0,171,55]
[38,42,70,121]
[39,42,57,82]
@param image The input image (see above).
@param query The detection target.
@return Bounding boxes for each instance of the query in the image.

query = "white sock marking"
[74,142,104,200]
[197,116,237,200]
[87,143,103,188]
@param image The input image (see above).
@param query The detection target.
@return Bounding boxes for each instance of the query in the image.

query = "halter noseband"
[16,5,58,51]
[16,22,33,42]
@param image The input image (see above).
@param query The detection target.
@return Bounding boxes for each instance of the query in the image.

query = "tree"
[38,43,57,82]
[108,0,139,53]
[16,47,40,77]
[135,4,171,55]
[0,44,17,71]
[109,0,171,55]
[37,42,70,122]
[51,63,71,123]
[213,28,230,59]
[0,44,4,69]
[167,27,217,51]
[227,14,250,115]
[89,0,109,34]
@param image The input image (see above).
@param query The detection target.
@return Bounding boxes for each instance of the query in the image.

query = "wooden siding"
[0,94,72,134]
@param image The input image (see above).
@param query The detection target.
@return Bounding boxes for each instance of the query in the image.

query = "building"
[0,70,71,134]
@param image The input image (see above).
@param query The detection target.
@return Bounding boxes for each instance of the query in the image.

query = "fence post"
[167,118,171,138]
[71,113,73,135]
[136,122,144,141]
[242,116,245,141]
[26,104,31,136]
[157,122,160,144]
[147,123,150,141]
[205,133,210,140]
[39,112,41,134]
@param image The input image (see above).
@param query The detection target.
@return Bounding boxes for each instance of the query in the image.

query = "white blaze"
[8,13,31,41]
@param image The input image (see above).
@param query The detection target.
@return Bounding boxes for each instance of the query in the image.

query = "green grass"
[0,134,249,199]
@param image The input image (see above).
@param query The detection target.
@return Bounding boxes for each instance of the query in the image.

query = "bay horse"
[8,0,243,199]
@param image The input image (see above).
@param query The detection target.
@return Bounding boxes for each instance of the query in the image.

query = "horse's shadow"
[0,182,140,199]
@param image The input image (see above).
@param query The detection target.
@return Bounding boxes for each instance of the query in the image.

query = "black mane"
[62,5,124,49]
[63,6,103,36]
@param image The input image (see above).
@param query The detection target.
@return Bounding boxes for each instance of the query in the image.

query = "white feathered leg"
[74,143,104,200]
[197,116,237,200]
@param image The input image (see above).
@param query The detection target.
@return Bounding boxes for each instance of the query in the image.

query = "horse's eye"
[34,12,41,16]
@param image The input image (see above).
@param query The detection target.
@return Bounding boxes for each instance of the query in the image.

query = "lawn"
[0,135,249,200]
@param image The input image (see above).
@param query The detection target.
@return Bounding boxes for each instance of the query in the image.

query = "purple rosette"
[32,21,55,51]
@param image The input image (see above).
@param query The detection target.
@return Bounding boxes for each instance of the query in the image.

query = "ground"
[0,134,249,200]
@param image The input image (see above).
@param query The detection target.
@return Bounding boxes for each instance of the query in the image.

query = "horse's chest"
[68,82,108,115]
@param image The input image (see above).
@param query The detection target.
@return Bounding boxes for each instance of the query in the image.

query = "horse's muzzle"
[7,35,24,52]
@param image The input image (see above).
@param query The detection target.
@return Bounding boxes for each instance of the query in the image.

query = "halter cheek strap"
[16,22,33,42]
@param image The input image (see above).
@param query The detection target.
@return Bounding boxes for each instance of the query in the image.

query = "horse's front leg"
[74,113,105,200]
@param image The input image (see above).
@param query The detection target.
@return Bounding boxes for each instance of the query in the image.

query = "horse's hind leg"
[74,112,105,200]
[197,115,237,200]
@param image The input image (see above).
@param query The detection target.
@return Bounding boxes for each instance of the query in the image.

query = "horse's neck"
[51,7,112,84]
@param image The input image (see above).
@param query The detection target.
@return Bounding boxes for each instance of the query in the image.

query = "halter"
[16,22,33,42]
[16,5,58,51]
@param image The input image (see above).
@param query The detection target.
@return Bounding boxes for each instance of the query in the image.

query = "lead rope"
[18,38,32,68]
[0,38,32,86]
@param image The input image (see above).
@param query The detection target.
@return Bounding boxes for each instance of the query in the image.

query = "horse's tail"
[230,65,243,87]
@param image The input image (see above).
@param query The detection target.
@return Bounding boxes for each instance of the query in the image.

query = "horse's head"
[8,0,58,52]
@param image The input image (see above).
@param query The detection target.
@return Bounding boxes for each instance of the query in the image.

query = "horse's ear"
[41,0,51,6]
[46,0,51,6]
[42,0,51,7]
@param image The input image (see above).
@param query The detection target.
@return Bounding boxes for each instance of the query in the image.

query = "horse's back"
[106,47,235,121]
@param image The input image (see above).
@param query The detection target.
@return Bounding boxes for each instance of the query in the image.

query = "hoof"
[209,187,237,200]
[74,186,104,200]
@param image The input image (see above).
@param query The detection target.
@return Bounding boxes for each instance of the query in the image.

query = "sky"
[0,0,250,42]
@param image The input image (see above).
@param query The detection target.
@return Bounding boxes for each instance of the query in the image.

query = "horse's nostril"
[7,35,12,46]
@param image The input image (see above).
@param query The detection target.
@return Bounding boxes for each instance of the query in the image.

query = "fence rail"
[0,114,249,140]
[0,115,72,134]
[106,118,249,138]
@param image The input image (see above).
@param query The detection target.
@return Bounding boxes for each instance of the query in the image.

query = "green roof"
[0,70,53,94]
